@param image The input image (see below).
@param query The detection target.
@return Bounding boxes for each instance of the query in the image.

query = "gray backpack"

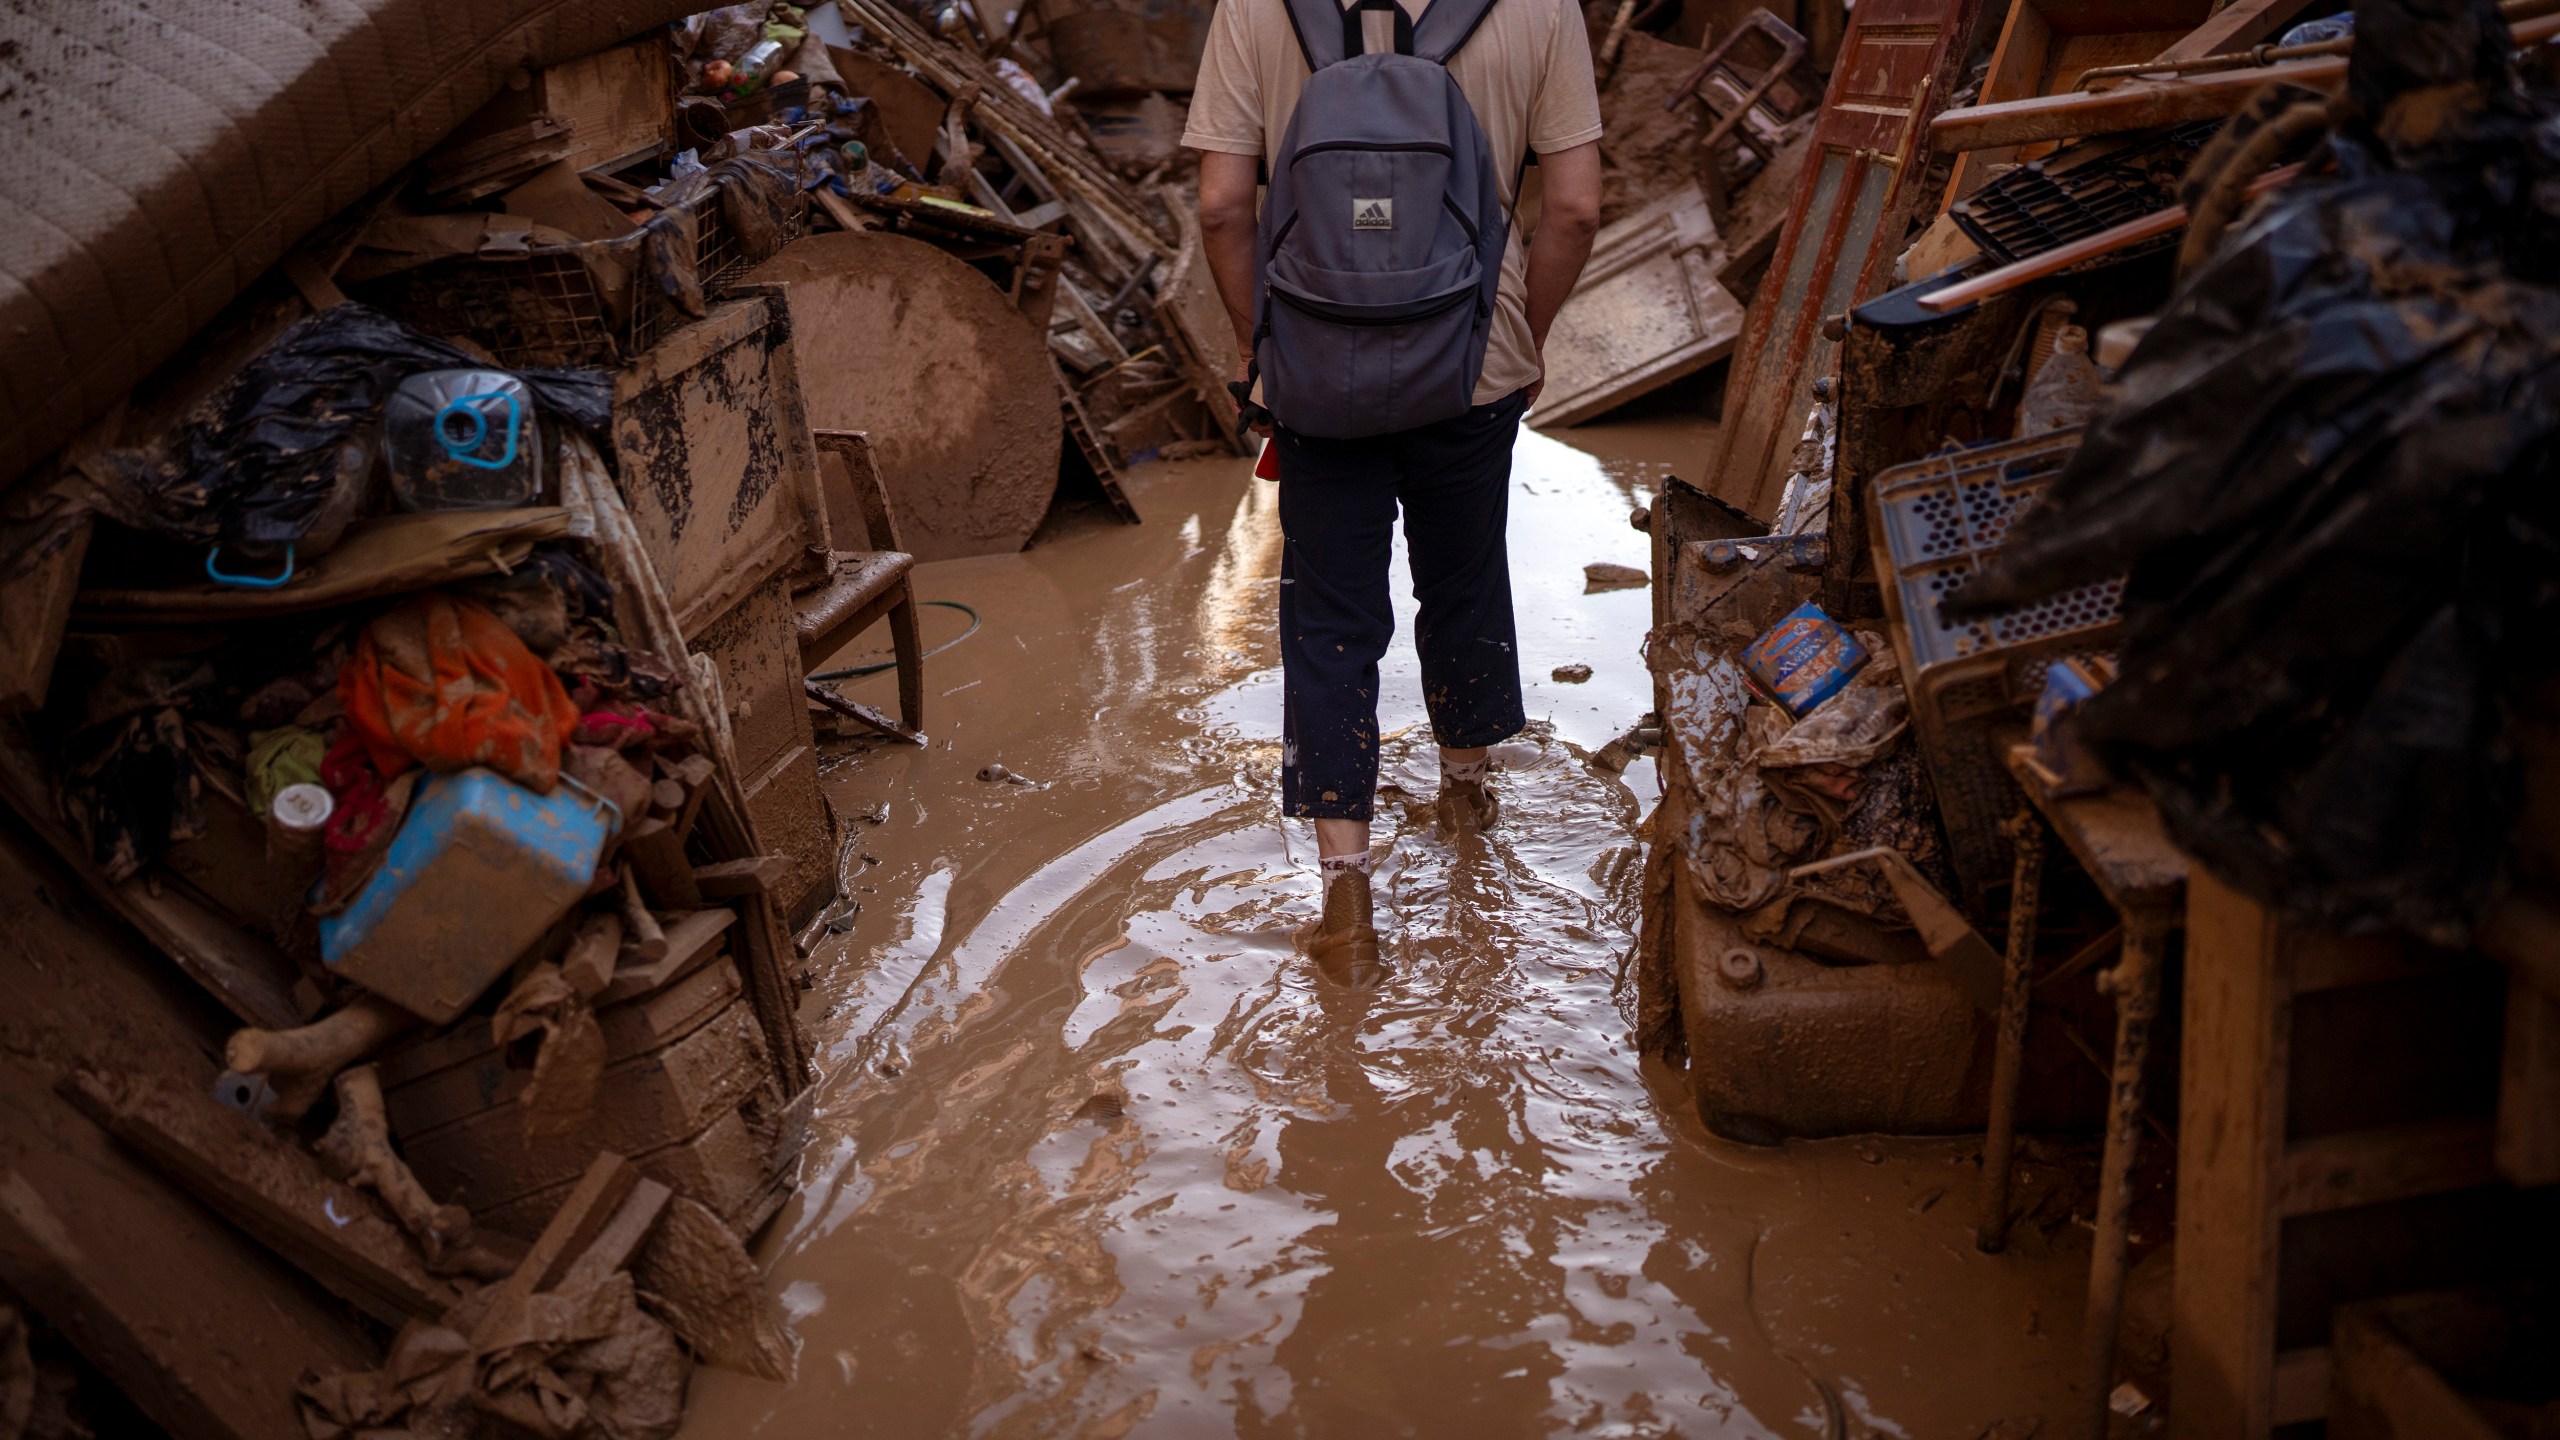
[1250,0,1511,439]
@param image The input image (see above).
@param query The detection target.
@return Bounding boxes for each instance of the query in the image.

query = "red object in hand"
[1255,439,1280,481]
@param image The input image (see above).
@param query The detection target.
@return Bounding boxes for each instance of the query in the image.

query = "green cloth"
[244,725,329,818]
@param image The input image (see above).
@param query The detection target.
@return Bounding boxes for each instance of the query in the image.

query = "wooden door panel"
[1699,0,1984,523]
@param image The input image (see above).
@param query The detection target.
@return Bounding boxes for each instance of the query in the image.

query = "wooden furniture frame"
[1993,747,2189,1440]
[1939,0,2218,207]
[2172,872,2510,1438]
[798,429,925,733]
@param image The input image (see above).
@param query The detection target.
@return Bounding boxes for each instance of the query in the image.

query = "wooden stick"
[619,865,670,962]
[807,679,927,744]
[1917,164,2302,311]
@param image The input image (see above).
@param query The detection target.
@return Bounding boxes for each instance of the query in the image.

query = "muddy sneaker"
[1435,772,1499,836]
[1301,870,1384,986]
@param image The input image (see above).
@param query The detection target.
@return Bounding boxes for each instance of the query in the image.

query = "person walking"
[1183,0,1603,979]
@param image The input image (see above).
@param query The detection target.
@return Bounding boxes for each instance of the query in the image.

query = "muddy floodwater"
[685,418,2091,1438]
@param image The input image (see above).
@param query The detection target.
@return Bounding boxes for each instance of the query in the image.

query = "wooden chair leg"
[888,579,925,732]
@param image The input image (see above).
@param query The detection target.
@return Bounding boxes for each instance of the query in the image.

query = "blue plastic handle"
[204,542,296,589]
[435,391,521,471]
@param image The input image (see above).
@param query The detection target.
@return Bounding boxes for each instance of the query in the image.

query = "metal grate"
[1950,122,2218,266]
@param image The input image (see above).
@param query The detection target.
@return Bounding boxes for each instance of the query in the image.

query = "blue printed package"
[2027,654,2119,795]
[1742,603,1870,717]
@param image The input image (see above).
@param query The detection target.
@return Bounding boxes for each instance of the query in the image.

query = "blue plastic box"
[319,768,621,1022]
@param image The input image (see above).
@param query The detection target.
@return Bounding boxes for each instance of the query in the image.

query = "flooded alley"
[689,425,2089,1437]
[8,0,2556,1432]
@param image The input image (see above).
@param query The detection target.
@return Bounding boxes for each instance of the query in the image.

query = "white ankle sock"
[1319,851,1373,877]
[1440,752,1491,785]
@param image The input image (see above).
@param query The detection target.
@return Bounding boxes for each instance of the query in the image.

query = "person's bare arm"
[1519,139,1602,405]
[1197,150,1263,379]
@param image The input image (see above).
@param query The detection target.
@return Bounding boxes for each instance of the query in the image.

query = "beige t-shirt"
[1181,0,1603,405]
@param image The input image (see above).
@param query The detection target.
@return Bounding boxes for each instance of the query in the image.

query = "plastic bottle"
[383,370,545,512]
[2017,326,2104,436]
[728,38,788,94]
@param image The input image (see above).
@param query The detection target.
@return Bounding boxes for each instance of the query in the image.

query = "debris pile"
[1,289,812,1432]
[1640,0,2560,1429]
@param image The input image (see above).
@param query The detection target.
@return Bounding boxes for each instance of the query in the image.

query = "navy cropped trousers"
[1272,389,1530,822]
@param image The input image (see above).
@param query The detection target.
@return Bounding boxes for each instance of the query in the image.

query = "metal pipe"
[1977,809,2047,1253]
[2078,913,2168,1440]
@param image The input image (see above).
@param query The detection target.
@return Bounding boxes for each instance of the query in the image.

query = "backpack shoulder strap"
[1280,0,1352,71]
[1412,0,1502,66]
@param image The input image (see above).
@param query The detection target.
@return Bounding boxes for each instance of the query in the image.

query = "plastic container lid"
[271,782,335,832]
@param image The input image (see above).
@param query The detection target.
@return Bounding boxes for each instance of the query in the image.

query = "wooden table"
[1994,745,2187,1440]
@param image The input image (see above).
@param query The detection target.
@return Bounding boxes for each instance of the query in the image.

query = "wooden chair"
[795,430,924,733]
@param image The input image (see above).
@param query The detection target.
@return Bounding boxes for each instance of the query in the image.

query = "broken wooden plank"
[623,817,705,910]
[2274,1118,2499,1218]
[556,1176,673,1292]
[0,1061,377,1439]
[62,1069,461,1326]
[600,908,737,1004]
[806,679,927,745]
[632,1194,795,1379]
[693,854,791,900]
[474,1152,639,1341]
[1531,185,1744,430]
[2151,0,2323,63]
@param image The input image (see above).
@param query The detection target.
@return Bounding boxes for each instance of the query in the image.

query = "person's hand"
[1524,352,1546,409]
[1234,348,1271,438]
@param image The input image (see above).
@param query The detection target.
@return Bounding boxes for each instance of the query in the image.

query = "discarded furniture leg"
[800,429,925,732]
[2081,911,2166,1440]
[1992,744,2188,1434]
[1977,807,2046,1253]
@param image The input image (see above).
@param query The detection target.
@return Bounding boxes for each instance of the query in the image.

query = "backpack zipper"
[1288,139,1455,164]
[1270,282,1480,327]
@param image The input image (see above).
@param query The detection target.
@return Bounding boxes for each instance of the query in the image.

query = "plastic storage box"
[1869,428,2121,904]
[320,768,621,1022]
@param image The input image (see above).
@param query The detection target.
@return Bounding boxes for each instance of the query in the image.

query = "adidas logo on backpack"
[1249,0,1512,439]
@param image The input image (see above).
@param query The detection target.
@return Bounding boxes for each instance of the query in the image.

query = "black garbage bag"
[88,303,613,551]
[1950,0,2560,944]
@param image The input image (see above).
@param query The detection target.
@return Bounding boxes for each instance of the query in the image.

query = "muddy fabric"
[299,1272,686,1440]
[1272,389,1529,820]
[1953,0,2560,941]
[58,659,220,882]
[341,593,582,791]
[245,725,331,818]
[317,734,420,912]
[491,962,607,1140]
[1656,628,1944,937]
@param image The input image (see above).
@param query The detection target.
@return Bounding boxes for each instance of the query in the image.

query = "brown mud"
[683,418,2090,1437]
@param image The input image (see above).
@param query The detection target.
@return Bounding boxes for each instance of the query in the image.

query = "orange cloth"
[339,593,579,791]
